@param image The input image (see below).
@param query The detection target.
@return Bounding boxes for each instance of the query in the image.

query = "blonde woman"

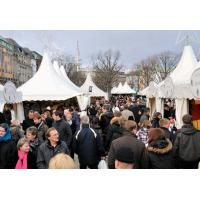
[15,137,35,169]
[49,153,76,169]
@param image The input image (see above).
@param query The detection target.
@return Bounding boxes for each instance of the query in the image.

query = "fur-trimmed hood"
[110,117,121,125]
[147,138,172,154]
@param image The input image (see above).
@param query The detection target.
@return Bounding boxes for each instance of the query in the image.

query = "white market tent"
[80,73,108,100]
[117,82,136,94]
[60,65,80,92]
[17,52,83,120]
[18,52,82,101]
[138,86,149,96]
[53,60,64,79]
[112,82,123,94]
[111,86,117,94]
[156,45,199,128]
[116,82,123,94]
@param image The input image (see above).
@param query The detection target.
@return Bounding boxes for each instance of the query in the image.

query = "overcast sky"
[1,30,200,69]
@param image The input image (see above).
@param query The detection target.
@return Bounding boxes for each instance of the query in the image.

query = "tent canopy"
[158,45,198,99]
[80,73,108,99]
[17,52,82,101]
[60,65,81,92]
[117,82,135,94]
[112,82,123,94]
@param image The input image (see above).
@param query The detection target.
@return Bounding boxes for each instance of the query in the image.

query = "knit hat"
[115,147,135,164]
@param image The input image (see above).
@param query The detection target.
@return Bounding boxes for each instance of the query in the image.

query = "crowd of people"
[0,96,200,169]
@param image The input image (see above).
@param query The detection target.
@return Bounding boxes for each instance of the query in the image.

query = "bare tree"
[135,58,156,87]
[92,50,124,96]
[126,68,142,92]
[131,51,179,90]
[154,51,179,81]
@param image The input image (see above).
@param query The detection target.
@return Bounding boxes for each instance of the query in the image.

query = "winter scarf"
[0,123,11,142]
[15,150,28,169]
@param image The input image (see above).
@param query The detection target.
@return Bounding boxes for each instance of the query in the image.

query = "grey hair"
[81,115,90,124]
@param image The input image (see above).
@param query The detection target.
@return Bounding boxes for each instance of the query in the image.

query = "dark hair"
[26,126,38,136]
[28,110,34,114]
[182,114,192,124]
[148,128,165,146]
[153,112,162,119]
[46,127,57,138]
[54,111,63,118]
[144,108,150,113]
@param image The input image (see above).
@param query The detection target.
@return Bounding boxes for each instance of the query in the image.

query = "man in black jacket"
[37,127,69,169]
[99,104,113,147]
[159,118,175,143]
[74,115,105,169]
[52,110,72,149]
[173,114,200,169]
[22,110,35,131]
[108,120,147,169]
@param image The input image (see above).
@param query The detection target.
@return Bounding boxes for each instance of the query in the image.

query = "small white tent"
[80,73,108,99]
[117,82,135,94]
[113,82,123,94]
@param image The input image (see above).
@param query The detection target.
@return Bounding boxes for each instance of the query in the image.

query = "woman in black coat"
[0,123,18,169]
[106,116,124,151]
[146,128,175,169]
[151,112,162,128]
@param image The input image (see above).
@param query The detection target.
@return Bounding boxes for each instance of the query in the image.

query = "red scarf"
[15,150,28,169]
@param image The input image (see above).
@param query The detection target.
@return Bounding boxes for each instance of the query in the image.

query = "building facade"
[0,36,42,87]
[0,36,14,84]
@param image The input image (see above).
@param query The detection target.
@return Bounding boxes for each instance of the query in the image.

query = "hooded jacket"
[173,124,200,163]
[146,138,175,169]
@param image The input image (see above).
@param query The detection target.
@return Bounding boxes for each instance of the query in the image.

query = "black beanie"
[115,147,135,164]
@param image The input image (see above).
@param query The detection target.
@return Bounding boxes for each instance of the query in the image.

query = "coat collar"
[147,138,172,154]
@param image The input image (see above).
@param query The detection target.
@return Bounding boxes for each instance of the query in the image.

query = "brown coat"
[107,130,147,169]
